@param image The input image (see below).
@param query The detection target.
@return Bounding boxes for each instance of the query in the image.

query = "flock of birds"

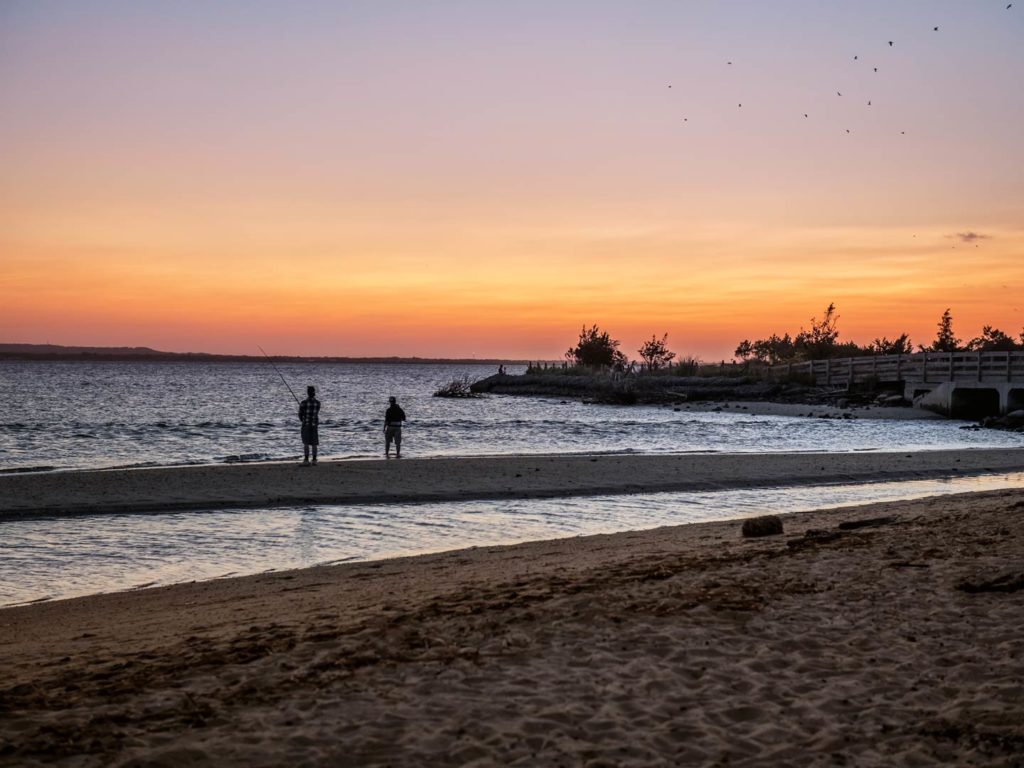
[668,4,1016,136]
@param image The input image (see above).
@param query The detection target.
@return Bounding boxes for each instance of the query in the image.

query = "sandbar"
[3,448,1024,518]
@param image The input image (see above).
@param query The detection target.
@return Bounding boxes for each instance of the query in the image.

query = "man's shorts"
[385,425,402,447]
[301,425,319,446]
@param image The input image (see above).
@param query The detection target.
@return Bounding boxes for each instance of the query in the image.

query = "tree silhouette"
[925,308,960,352]
[638,333,676,370]
[867,333,913,355]
[566,325,627,367]
[965,326,1021,352]
[735,333,797,364]
[794,303,840,358]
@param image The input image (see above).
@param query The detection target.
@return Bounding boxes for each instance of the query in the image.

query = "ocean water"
[3,471,1023,606]
[3,361,1023,606]
[0,361,1021,472]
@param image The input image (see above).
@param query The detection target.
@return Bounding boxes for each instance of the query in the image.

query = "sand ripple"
[1,491,1022,766]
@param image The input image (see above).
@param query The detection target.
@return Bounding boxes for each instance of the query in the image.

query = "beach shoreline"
[3,448,1024,519]
[674,399,944,420]
[2,487,1022,765]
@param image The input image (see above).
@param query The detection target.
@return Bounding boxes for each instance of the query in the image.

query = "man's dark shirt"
[385,404,406,426]
[299,397,321,426]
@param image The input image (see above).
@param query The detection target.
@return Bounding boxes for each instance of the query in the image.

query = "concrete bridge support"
[910,382,1020,419]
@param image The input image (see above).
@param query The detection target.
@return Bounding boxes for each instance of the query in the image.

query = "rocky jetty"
[471,372,783,405]
[470,371,908,408]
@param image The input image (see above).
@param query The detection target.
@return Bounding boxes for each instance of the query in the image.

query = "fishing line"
[258,345,301,405]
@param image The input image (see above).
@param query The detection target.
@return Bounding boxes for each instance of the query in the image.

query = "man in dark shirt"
[298,385,321,466]
[384,396,406,458]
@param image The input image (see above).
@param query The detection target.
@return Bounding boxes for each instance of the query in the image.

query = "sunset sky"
[2,1,1022,359]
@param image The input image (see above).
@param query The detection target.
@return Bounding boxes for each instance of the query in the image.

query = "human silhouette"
[384,396,406,458]
[298,385,320,465]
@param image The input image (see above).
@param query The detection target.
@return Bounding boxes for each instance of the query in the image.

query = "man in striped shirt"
[298,385,321,466]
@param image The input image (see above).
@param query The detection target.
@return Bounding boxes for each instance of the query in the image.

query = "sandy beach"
[4,448,1024,518]
[1,487,1022,766]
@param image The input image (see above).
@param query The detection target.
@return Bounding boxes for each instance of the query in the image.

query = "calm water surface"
[3,361,1022,606]
[2,472,1023,607]
[1,361,1020,471]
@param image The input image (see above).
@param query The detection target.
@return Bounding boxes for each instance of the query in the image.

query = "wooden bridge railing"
[770,351,1024,388]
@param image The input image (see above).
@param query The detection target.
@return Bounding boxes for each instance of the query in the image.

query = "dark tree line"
[558,307,1021,373]
[565,326,679,370]
[734,305,1024,365]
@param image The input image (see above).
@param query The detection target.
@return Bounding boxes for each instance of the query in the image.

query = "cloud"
[950,231,992,243]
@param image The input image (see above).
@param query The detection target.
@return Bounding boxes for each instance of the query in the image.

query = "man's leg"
[395,429,401,458]
[385,428,392,458]
[302,443,310,465]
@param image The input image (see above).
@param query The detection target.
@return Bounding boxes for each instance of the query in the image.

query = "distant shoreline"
[0,356,527,364]
[0,342,546,364]
[0,352,531,365]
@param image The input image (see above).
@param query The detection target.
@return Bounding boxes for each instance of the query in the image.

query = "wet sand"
[3,448,1024,518]
[1,488,1022,766]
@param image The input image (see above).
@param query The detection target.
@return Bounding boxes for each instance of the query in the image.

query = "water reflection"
[2,472,1023,607]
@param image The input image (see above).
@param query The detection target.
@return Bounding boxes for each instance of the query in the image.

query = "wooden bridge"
[771,351,1024,417]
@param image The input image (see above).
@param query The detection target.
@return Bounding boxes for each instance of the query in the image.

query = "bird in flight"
[933,26,939,31]
[889,41,894,46]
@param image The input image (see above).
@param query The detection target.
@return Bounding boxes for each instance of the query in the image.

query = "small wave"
[318,556,360,565]
[101,461,163,470]
[0,465,58,474]
[220,453,274,464]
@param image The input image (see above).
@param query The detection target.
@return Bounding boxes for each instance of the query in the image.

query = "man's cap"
[388,396,397,403]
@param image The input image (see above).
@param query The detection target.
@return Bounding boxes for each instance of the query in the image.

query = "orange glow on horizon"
[2,3,1022,359]
[3,209,1021,359]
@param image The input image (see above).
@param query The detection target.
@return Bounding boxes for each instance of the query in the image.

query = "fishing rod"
[258,345,301,405]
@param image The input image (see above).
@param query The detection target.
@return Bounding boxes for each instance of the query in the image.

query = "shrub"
[565,325,627,368]
[433,376,482,398]
[638,333,676,370]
